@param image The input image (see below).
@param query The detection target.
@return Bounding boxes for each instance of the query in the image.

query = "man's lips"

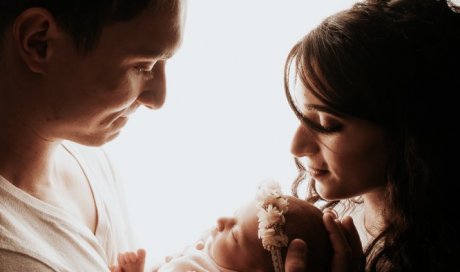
[120,107,137,117]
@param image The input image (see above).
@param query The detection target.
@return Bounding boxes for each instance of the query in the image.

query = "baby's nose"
[216,217,235,231]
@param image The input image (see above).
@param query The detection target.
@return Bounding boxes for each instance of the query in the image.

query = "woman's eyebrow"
[304,103,346,118]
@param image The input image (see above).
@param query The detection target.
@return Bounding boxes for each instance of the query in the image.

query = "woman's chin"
[316,185,340,201]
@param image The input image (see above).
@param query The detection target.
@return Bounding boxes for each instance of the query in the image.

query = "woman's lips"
[306,167,329,178]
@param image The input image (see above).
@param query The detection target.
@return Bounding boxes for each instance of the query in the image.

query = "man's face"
[39,3,184,146]
[209,201,271,271]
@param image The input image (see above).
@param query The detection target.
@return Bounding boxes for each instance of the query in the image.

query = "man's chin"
[69,130,122,147]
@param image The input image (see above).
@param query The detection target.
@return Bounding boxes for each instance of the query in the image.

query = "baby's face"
[209,200,269,271]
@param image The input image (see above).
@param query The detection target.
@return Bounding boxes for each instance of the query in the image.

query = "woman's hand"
[323,213,364,272]
[284,214,364,272]
[284,239,308,272]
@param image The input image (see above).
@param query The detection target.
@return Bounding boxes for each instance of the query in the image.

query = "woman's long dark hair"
[285,0,460,270]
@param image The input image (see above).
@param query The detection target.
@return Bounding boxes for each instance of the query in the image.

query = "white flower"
[256,180,282,201]
[256,180,289,251]
[263,231,288,248]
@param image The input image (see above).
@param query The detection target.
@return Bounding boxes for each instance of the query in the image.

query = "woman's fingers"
[285,239,308,272]
[323,212,353,272]
[341,216,364,271]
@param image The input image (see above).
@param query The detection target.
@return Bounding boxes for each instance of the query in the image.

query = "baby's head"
[281,196,333,272]
[209,182,332,272]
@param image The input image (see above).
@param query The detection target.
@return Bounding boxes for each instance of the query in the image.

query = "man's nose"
[137,61,167,110]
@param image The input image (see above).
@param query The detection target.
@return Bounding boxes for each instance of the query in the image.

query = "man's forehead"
[100,3,184,59]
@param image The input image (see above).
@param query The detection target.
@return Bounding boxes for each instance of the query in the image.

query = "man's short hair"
[0,0,178,52]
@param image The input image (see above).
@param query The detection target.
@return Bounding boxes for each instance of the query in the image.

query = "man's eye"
[133,67,154,81]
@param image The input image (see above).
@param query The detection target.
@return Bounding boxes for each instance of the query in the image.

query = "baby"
[111,181,332,272]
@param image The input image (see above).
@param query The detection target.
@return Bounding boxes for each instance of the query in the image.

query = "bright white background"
[105,0,356,266]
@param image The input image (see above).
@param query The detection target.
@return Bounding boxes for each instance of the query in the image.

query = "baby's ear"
[12,7,59,74]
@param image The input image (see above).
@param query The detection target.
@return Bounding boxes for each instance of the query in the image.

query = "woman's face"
[290,77,390,200]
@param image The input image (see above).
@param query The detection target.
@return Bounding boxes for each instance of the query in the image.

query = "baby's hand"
[110,249,146,272]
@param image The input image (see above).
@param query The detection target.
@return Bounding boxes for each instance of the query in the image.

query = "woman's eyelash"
[294,105,343,134]
[318,123,342,133]
[302,116,343,134]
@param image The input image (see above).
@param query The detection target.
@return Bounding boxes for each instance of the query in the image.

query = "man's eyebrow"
[305,103,346,117]
[131,49,175,59]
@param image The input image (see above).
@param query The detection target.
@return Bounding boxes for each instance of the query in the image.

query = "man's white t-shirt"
[0,141,134,272]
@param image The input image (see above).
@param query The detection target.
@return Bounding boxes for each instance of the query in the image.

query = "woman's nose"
[137,61,167,110]
[216,217,235,232]
[290,124,319,157]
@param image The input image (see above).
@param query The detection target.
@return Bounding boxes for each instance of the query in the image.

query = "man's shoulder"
[0,249,55,272]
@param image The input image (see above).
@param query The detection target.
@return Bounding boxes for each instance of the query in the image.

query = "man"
[0,0,308,271]
[0,1,184,270]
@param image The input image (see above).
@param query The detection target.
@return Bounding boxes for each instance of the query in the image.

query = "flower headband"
[448,0,460,13]
[256,181,289,272]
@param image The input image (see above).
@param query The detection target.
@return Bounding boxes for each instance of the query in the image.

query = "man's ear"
[12,8,59,74]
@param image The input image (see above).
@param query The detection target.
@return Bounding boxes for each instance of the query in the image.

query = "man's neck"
[0,119,61,192]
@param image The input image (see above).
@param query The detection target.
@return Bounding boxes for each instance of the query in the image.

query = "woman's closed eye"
[302,114,343,134]
[318,115,343,132]
[297,104,344,134]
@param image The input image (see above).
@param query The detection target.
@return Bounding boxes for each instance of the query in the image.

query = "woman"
[285,0,460,271]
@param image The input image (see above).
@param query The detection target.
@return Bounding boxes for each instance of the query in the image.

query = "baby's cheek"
[212,243,234,267]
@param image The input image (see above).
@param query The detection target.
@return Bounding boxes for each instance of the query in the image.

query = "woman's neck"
[362,189,386,238]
